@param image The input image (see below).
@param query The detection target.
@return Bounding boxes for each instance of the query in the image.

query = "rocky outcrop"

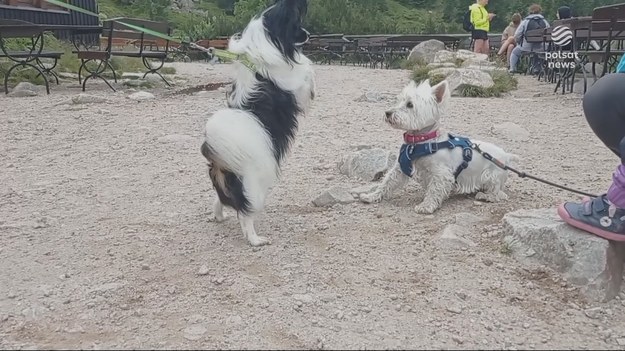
[502,208,625,303]
[408,40,446,64]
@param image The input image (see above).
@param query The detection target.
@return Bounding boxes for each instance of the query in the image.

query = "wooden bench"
[0,19,65,94]
[304,37,351,65]
[354,37,388,69]
[576,4,625,82]
[75,17,172,91]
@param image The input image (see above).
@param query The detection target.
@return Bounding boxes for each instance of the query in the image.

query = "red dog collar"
[403,130,438,144]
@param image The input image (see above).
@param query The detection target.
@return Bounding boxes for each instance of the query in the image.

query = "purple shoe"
[558,195,625,241]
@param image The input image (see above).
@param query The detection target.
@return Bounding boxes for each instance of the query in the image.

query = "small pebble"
[141,264,150,270]
[446,306,463,314]
[197,266,210,276]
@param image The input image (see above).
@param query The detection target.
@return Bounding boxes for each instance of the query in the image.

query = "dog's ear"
[431,80,449,104]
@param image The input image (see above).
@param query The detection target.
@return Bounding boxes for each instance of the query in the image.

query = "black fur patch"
[263,0,309,64]
[211,169,251,214]
[201,142,251,214]
[243,74,301,163]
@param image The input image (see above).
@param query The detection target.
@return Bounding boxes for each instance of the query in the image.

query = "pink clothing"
[608,164,625,208]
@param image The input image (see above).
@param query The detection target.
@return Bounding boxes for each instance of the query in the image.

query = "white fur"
[203,7,315,246]
[359,79,519,214]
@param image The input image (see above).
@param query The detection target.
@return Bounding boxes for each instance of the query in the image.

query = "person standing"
[470,0,495,55]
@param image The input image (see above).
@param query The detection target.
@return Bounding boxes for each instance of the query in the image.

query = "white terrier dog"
[200,0,316,246]
[359,79,518,214]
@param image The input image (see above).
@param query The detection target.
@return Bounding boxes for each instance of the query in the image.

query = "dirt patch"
[1,62,625,349]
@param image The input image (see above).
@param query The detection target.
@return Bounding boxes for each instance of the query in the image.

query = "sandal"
[558,194,625,241]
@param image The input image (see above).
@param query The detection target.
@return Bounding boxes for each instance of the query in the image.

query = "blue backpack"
[462,10,474,32]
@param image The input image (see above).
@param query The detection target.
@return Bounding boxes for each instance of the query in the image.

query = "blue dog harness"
[398,133,474,179]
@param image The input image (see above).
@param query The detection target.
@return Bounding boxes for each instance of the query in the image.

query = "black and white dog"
[201,0,316,246]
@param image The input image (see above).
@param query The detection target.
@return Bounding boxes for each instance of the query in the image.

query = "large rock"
[432,49,491,66]
[456,49,489,62]
[461,58,497,69]
[446,68,495,92]
[408,40,446,64]
[426,62,457,70]
[337,148,396,182]
[433,50,456,64]
[502,208,625,303]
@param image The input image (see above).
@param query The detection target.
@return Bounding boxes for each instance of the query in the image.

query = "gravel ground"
[1,62,625,350]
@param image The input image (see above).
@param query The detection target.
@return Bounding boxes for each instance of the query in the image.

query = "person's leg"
[509,46,523,72]
[583,73,625,157]
[498,38,513,55]
[497,38,508,55]
[558,73,625,239]
[506,44,515,66]
[474,39,484,53]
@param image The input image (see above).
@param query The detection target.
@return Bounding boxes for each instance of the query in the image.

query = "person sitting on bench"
[509,4,550,73]
[497,13,522,67]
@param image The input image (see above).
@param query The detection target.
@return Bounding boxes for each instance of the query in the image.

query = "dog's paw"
[414,202,438,214]
[248,235,271,247]
[359,192,381,204]
[212,212,227,223]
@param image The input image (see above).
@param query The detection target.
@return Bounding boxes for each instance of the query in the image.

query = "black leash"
[472,143,599,198]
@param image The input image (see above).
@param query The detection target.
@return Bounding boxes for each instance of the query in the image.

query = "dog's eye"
[406,102,413,108]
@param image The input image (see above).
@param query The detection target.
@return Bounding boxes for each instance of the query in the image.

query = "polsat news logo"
[545,51,580,69]
[546,25,578,69]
